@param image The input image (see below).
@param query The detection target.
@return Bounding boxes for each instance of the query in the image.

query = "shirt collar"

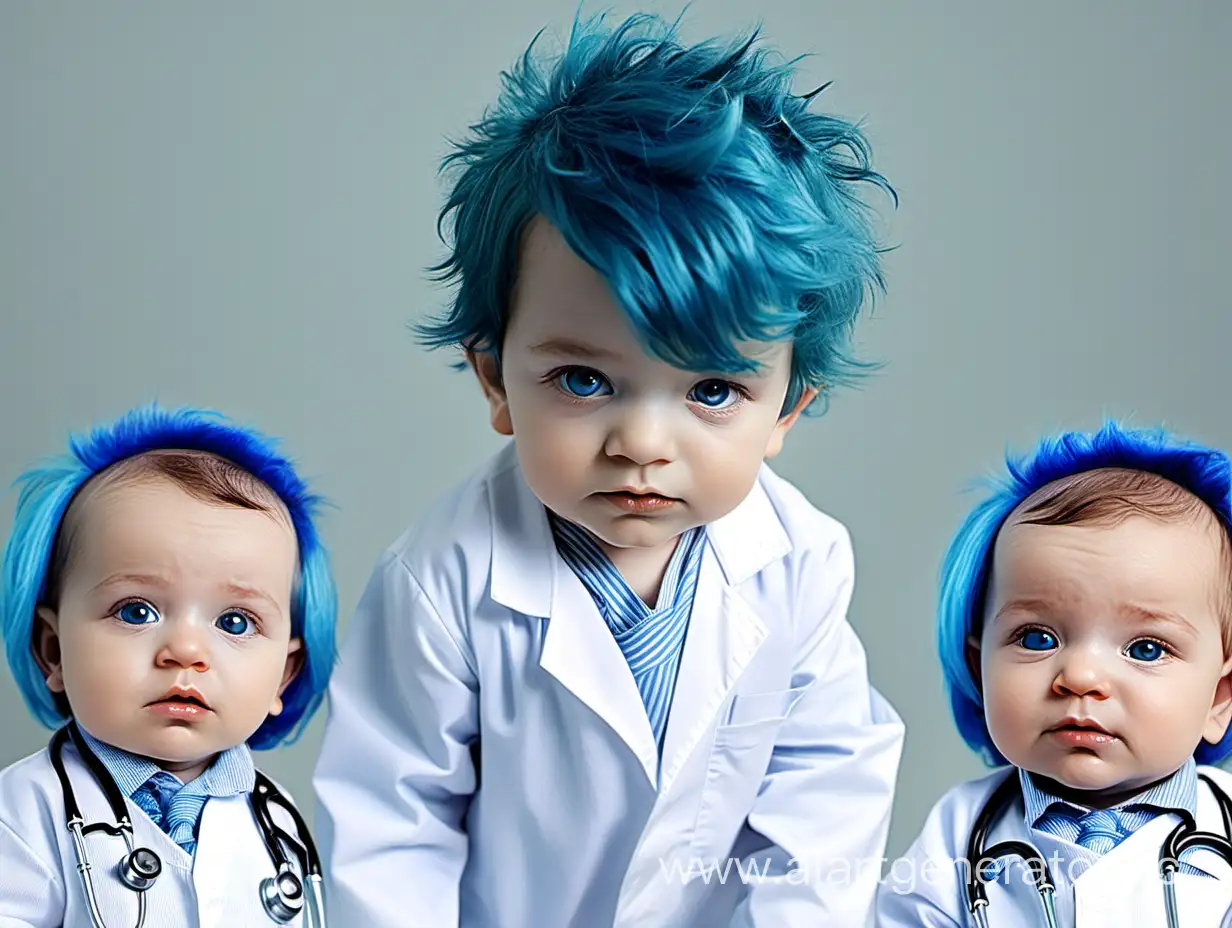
[1019,758,1198,828]
[77,727,255,799]
[547,511,704,621]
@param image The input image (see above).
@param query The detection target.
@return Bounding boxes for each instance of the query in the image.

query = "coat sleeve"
[875,795,971,928]
[313,549,480,928]
[725,525,906,927]
[0,815,64,927]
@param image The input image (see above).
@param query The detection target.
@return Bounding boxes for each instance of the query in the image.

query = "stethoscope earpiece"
[117,846,162,892]
[260,865,305,924]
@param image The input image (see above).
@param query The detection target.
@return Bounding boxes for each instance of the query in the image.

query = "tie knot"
[145,771,184,802]
[133,771,202,856]
[1075,808,1128,854]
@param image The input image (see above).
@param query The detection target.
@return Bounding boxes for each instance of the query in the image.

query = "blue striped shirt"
[78,727,255,852]
[1021,760,1204,874]
[549,513,706,747]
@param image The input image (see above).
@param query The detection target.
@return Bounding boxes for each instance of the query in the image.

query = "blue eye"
[1018,628,1058,651]
[688,379,739,409]
[215,612,255,637]
[1127,639,1166,662]
[116,601,159,625]
[557,367,611,398]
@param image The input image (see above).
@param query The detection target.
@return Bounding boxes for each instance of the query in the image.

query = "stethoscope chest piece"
[117,846,161,892]
[260,865,305,923]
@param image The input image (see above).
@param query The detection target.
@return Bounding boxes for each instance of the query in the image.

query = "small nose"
[603,403,675,466]
[154,620,211,672]
[1052,646,1110,699]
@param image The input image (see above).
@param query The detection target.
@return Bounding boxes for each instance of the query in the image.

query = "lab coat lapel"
[541,560,661,787]
[657,548,767,796]
[657,476,785,796]
[485,448,659,785]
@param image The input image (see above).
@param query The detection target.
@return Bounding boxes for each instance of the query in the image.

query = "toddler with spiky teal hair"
[315,10,903,927]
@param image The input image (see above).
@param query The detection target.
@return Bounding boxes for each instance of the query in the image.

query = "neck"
[1031,771,1175,810]
[154,754,217,785]
[598,535,682,607]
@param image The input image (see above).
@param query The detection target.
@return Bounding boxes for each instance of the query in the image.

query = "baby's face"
[475,217,809,569]
[37,475,301,780]
[977,513,1232,803]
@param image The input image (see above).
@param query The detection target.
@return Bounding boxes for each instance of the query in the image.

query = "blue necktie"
[131,771,207,856]
[1075,808,1130,854]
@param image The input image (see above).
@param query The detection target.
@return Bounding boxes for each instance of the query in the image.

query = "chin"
[1038,757,1128,793]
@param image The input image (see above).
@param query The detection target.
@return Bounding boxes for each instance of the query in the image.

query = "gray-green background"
[2,1,1229,863]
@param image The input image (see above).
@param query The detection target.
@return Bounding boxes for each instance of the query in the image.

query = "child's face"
[473,217,811,560]
[35,475,302,780]
[977,513,1232,801]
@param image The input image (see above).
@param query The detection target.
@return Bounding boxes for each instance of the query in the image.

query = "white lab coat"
[314,442,905,928]
[876,765,1232,928]
[0,739,305,928]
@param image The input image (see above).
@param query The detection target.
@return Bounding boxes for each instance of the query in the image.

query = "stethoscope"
[48,721,327,928]
[965,769,1232,928]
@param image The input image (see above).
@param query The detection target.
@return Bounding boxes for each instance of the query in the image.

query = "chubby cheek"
[1125,682,1208,759]
[688,441,761,515]
[517,421,594,496]
[61,634,141,720]
[981,663,1037,761]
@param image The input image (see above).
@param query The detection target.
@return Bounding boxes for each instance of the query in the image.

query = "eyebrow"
[1115,602,1200,636]
[992,598,1054,623]
[993,597,1201,637]
[90,572,171,595]
[527,338,622,362]
[90,573,282,613]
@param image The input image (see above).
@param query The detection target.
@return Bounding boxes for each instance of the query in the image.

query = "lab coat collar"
[704,464,793,586]
[486,445,792,617]
[487,444,557,618]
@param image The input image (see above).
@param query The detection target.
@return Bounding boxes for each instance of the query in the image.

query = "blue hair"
[416,10,894,414]
[0,404,337,750]
[938,421,1232,766]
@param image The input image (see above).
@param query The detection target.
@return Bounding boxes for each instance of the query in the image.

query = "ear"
[965,633,984,692]
[33,606,66,694]
[466,350,513,436]
[764,387,819,459]
[1202,653,1232,744]
[268,638,305,717]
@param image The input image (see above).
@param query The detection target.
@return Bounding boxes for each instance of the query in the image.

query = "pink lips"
[145,684,211,720]
[1047,717,1117,748]
[597,491,678,514]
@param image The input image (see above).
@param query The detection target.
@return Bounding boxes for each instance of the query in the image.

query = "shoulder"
[905,767,1014,862]
[757,463,851,555]
[386,446,512,567]
[1198,764,1232,788]
[369,446,519,607]
[0,743,65,849]
[354,447,525,650]
[879,768,1013,920]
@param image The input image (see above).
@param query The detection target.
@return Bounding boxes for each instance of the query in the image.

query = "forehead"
[990,515,1223,608]
[67,475,297,577]
[507,217,791,371]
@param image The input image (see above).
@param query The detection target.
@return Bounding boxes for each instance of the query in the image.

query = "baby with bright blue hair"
[0,404,336,927]
[879,422,1232,927]
[315,10,903,927]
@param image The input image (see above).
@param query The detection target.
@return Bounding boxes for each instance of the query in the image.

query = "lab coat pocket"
[690,685,809,855]
[720,684,810,741]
